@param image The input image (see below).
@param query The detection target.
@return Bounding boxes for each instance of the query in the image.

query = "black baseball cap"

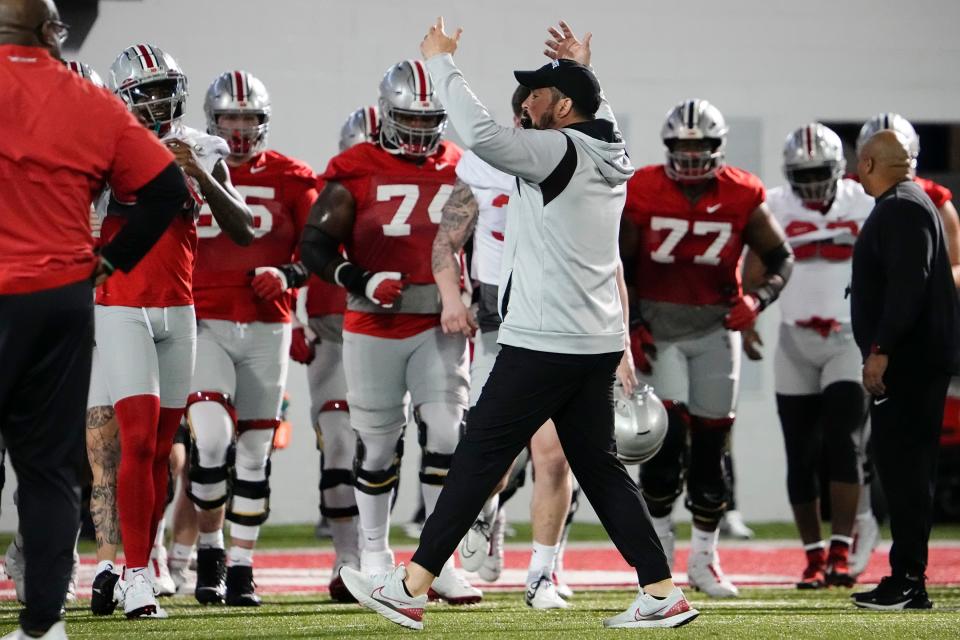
[513,59,601,116]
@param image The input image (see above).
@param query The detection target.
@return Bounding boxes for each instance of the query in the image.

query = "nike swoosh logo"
[706,203,722,214]
[372,587,423,620]
[435,163,449,171]
[874,397,889,406]
[250,165,266,174]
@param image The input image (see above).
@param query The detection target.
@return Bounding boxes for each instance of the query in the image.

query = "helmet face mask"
[662,99,728,182]
[782,123,846,208]
[213,112,268,157]
[665,138,724,182]
[378,60,447,159]
[125,78,186,130]
[204,71,271,160]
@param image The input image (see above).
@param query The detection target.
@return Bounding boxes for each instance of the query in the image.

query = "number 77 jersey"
[322,141,462,284]
[625,164,766,306]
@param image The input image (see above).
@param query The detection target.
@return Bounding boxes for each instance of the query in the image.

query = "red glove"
[724,294,761,331]
[251,267,287,302]
[290,326,316,365]
[629,323,657,375]
[365,271,405,309]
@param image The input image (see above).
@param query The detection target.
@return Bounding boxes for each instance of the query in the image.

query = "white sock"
[527,541,559,583]
[228,545,254,567]
[355,484,393,553]
[652,515,673,539]
[691,527,718,556]
[831,534,854,548]
[154,518,167,547]
[198,530,225,550]
[856,484,872,516]
[124,566,148,581]
[804,541,827,552]
[171,543,194,562]
[330,517,360,560]
[96,560,116,576]
[422,484,443,519]
[480,495,499,524]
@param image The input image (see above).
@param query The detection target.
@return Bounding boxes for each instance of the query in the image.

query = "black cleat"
[195,548,227,605]
[852,576,933,610]
[226,565,261,607]
[90,569,120,616]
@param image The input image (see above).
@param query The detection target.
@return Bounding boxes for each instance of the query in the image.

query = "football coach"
[0,0,188,635]
[850,130,960,610]
[339,18,698,631]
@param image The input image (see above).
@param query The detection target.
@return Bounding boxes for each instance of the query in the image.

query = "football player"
[301,59,480,604]
[292,105,380,602]
[87,44,253,619]
[621,99,793,598]
[847,113,960,577]
[432,85,578,609]
[746,123,873,588]
[182,70,316,607]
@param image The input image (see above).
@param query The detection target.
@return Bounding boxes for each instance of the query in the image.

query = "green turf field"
[2,588,958,639]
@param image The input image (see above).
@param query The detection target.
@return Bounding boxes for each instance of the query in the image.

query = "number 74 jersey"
[624,164,766,306]
[322,141,462,283]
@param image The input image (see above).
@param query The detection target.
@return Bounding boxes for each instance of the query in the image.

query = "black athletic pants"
[870,362,950,580]
[0,280,92,633]
[412,345,672,586]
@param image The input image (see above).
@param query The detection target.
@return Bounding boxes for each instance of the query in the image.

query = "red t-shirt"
[321,142,462,338]
[192,150,317,323]
[624,165,766,306]
[0,45,173,294]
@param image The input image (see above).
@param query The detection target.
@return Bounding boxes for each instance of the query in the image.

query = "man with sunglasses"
[0,1,190,637]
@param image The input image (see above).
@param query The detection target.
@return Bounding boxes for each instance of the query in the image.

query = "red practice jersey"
[193,150,317,323]
[914,176,953,209]
[305,177,346,318]
[625,165,766,306]
[322,142,462,338]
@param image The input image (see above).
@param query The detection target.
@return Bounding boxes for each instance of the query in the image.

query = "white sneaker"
[340,564,428,630]
[3,540,25,604]
[850,512,880,578]
[168,557,191,595]
[360,549,395,577]
[687,551,739,598]
[118,571,168,618]
[429,559,482,605]
[459,517,493,573]
[603,587,699,628]
[525,575,569,609]
[720,510,754,540]
[552,571,573,599]
[0,621,69,639]
[149,546,176,597]
[478,508,506,582]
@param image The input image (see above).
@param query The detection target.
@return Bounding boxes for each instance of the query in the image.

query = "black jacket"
[851,179,960,373]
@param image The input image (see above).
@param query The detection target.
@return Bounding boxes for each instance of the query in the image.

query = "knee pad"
[186,392,236,509]
[685,415,733,526]
[354,430,403,496]
[315,399,349,451]
[777,393,824,504]
[320,468,359,518]
[414,404,462,487]
[318,403,355,469]
[640,402,690,517]
[226,425,277,527]
[822,382,868,485]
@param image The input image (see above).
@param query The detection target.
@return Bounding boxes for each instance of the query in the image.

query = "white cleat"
[478,508,506,582]
[0,621,69,639]
[168,557,192,595]
[3,540,25,604]
[720,510,755,540]
[687,551,739,598]
[850,512,880,578]
[149,546,176,597]
[459,517,492,573]
[429,559,482,605]
[340,564,427,630]
[360,549,395,577]
[525,575,570,609]
[552,571,573,600]
[603,587,699,628]
[118,571,168,619]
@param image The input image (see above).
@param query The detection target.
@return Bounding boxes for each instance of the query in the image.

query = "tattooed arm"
[86,406,121,558]
[432,178,480,336]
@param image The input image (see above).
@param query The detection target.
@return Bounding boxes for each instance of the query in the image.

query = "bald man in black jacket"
[850,130,960,610]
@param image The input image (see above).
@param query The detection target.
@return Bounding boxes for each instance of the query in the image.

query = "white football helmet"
[614,384,668,465]
[339,105,380,152]
[378,59,447,158]
[205,70,271,158]
[857,112,919,161]
[110,44,187,136]
[661,99,728,181]
[63,60,104,88]
[782,123,846,207]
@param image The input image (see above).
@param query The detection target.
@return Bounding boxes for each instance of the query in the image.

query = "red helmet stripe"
[136,44,156,69]
[367,106,378,136]
[67,61,80,74]
[805,124,814,157]
[411,60,428,102]
[233,70,245,102]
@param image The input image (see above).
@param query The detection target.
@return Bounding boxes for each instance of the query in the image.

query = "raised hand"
[543,20,592,65]
[420,16,463,60]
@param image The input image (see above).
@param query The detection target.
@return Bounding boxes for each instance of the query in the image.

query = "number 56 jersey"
[625,164,765,307]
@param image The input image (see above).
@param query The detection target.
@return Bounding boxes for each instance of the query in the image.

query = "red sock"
[115,394,161,568]
[150,407,184,544]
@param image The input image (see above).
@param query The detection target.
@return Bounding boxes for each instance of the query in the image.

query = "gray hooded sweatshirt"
[426,54,634,354]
